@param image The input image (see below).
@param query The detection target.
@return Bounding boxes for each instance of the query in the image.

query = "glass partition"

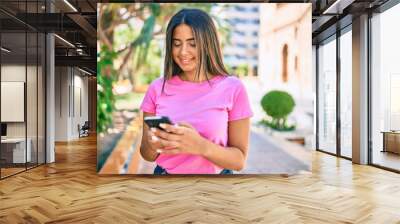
[27,31,38,169]
[0,24,28,178]
[0,0,46,179]
[339,28,352,158]
[317,36,337,155]
[38,32,45,165]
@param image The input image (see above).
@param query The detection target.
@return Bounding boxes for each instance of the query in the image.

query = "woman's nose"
[179,44,189,56]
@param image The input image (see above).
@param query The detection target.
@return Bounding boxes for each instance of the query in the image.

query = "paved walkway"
[239,126,310,174]
[136,125,311,174]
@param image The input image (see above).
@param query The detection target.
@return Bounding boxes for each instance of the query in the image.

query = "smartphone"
[144,116,173,131]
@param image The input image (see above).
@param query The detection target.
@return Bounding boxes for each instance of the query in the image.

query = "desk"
[381,131,400,154]
[1,138,31,163]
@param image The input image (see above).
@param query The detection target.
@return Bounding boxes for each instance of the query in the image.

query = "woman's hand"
[146,130,165,156]
[149,118,251,171]
[146,126,175,155]
[150,122,208,156]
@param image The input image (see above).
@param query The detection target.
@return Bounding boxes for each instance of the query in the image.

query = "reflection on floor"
[0,162,41,179]
[373,150,400,171]
[0,167,25,178]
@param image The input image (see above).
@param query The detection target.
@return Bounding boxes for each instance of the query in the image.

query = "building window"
[253,66,258,76]
[282,44,289,83]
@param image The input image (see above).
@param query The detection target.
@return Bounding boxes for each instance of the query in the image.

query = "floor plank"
[0,135,400,223]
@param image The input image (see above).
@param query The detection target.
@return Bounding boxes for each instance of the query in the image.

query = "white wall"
[54,67,89,141]
[257,4,313,131]
[55,66,69,141]
[1,65,33,138]
[1,64,46,164]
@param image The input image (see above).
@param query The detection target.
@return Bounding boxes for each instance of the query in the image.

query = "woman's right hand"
[140,113,162,161]
[141,112,177,161]
[147,128,164,154]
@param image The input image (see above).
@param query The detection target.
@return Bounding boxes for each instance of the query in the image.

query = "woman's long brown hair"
[162,8,229,93]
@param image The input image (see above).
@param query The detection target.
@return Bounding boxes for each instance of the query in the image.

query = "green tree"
[236,64,249,76]
[97,46,117,133]
[98,3,160,133]
[260,90,296,131]
[97,3,232,133]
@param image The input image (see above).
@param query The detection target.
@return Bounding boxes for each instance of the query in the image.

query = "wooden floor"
[1,135,400,223]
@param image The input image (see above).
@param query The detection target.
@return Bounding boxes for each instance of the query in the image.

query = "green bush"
[235,64,249,76]
[97,45,117,134]
[260,90,296,131]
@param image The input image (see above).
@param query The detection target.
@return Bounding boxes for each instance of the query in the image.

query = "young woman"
[140,8,253,174]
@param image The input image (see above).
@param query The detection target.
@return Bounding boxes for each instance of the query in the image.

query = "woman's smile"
[179,57,195,65]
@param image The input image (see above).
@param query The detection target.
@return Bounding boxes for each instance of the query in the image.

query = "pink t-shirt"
[140,75,253,174]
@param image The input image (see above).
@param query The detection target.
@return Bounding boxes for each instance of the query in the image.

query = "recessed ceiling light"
[78,67,93,76]
[322,0,354,15]
[63,0,78,12]
[1,47,11,53]
[54,34,75,48]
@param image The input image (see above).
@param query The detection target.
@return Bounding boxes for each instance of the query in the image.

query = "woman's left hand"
[150,122,208,156]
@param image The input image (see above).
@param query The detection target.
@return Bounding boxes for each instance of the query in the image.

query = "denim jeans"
[153,165,233,175]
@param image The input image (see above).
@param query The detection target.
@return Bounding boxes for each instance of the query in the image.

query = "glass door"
[370,3,400,171]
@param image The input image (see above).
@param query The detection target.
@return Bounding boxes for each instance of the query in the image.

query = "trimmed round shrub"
[260,90,295,130]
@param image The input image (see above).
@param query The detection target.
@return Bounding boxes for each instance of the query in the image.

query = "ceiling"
[0,0,395,75]
[0,0,96,75]
[311,0,390,43]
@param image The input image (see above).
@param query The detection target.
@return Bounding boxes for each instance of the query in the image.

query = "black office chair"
[79,121,90,138]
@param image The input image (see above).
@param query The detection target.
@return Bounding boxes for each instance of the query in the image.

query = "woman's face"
[172,24,198,75]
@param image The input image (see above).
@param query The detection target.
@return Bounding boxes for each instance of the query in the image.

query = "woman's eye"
[173,43,181,47]
[189,43,196,47]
